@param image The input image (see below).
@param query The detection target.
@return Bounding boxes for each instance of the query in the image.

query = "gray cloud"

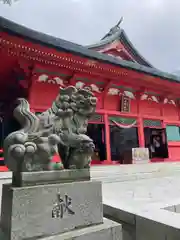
[0,0,180,72]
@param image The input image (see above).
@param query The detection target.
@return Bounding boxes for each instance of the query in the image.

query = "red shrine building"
[1,16,180,170]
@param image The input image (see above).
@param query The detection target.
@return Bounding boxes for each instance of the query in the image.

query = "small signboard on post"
[132,148,149,164]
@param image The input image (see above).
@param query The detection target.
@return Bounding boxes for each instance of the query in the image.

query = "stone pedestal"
[0,218,122,240]
[0,170,122,240]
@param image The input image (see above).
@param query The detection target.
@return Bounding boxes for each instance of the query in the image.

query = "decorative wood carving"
[107,87,135,99]
[123,91,135,99]
[75,81,102,93]
[140,93,159,103]
[108,88,119,95]
[37,74,65,86]
[163,98,176,105]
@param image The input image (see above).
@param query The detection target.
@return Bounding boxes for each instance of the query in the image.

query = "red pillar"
[159,96,166,128]
[137,117,145,147]
[159,96,165,119]
[104,113,111,164]
[136,92,145,147]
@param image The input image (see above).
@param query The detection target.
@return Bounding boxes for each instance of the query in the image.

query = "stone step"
[0,218,122,240]
[38,218,122,240]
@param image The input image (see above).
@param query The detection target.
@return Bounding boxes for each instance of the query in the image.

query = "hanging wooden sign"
[120,95,130,112]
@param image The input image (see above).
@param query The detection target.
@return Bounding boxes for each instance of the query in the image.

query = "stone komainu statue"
[4,86,97,172]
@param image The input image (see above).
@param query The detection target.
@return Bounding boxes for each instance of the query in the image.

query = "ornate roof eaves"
[87,28,153,68]
[0,17,180,84]
[86,29,123,49]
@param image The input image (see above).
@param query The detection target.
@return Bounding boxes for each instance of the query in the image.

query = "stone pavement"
[92,163,180,210]
[102,175,180,209]
[92,164,180,240]
[1,163,180,211]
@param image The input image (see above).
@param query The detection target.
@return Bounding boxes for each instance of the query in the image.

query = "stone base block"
[0,219,122,240]
[0,181,103,240]
[12,169,90,187]
[42,218,122,240]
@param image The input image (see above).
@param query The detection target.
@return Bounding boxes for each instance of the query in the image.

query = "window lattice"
[143,119,161,127]
[109,116,136,125]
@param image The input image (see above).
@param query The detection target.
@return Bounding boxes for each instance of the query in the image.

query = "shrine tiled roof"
[1,16,180,84]
[86,24,153,68]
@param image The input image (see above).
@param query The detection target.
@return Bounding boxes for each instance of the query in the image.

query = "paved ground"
[1,164,180,212]
[102,175,180,210]
[92,164,180,209]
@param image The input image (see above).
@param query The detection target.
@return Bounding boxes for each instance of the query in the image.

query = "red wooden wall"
[30,82,59,110]
[28,72,180,163]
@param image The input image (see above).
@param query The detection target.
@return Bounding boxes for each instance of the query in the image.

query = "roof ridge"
[86,28,122,49]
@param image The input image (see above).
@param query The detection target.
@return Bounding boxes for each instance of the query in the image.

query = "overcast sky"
[0,0,180,73]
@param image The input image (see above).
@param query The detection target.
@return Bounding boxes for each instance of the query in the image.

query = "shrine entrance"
[109,126,139,164]
[87,123,106,162]
[144,128,169,161]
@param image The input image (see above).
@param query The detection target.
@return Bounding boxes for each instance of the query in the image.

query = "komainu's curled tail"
[3,98,60,172]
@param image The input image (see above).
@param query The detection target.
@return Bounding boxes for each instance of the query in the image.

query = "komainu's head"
[71,88,97,116]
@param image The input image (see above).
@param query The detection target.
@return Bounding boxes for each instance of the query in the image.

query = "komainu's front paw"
[69,165,77,169]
